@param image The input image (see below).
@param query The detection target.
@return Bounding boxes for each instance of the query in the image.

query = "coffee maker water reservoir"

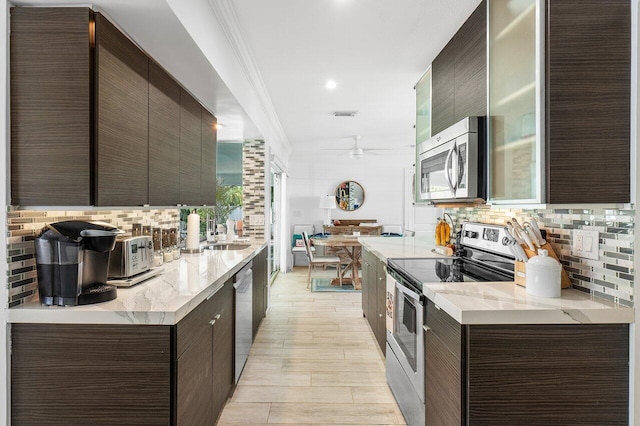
[35,221,124,306]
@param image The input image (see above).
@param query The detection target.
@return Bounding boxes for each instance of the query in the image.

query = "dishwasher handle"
[235,261,253,283]
[234,269,253,293]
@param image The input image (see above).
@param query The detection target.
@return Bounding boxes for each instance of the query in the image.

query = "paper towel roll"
[186,211,200,250]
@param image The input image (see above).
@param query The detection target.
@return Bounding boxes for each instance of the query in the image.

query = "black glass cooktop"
[387,257,513,292]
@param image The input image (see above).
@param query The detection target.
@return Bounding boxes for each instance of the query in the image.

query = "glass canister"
[152,228,163,266]
[162,229,173,262]
[132,223,142,237]
[170,227,181,259]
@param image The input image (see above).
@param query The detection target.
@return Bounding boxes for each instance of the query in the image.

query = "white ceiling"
[9,0,483,157]
[231,0,483,152]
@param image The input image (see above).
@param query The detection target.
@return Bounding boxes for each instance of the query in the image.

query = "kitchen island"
[9,239,268,426]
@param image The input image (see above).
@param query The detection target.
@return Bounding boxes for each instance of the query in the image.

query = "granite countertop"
[8,239,268,326]
[423,281,634,325]
[358,236,445,261]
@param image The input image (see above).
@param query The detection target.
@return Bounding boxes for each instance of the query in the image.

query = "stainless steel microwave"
[417,116,486,203]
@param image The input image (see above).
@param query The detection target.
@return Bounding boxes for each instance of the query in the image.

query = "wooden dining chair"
[301,232,343,288]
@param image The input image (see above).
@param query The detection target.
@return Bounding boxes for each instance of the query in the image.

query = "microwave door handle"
[445,144,456,195]
[451,144,460,191]
[456,146,465,188]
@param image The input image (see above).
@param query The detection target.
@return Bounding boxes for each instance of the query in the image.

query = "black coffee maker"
[34,221,124,306]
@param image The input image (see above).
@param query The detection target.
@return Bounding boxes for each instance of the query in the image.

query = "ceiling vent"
[332,111,358,117]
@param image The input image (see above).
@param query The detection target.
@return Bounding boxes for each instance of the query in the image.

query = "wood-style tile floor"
[218,267,406,425]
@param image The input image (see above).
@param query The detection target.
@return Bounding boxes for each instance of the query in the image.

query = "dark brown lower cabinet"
[11,279,235,426]
[209,280,234,422]
[424,299,629,425]
[252,246,269,339]
[361,248,386,355]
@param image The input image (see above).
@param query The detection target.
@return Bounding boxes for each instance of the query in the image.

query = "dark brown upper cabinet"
[10,8,93,206]
[95,14,149,206]
[148,62,181,206]
[432,0,486,135]
[201,108,217,206]
[179,90,202,206]
[10,7,218,207]
[545,0,630,203]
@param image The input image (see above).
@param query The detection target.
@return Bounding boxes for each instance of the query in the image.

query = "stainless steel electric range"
[384,222,519,426]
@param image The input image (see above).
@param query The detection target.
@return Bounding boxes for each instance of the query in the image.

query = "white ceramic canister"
[525,249,562,298]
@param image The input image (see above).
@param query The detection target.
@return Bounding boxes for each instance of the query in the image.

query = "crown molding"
[208,0,291,157]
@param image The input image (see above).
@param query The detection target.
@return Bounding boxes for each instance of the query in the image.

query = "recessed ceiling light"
[325,80,337,90]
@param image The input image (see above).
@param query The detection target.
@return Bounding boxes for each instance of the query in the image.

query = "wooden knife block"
[515,244,571,288]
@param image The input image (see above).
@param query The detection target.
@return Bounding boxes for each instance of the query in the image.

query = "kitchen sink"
[205,244,251,251]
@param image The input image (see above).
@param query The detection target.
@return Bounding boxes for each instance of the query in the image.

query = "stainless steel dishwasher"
[234,261,253,383]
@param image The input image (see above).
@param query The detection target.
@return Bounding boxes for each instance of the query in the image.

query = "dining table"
[311,234,362,289]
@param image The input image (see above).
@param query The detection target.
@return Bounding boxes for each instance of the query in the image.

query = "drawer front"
[175,293,216,357]
[426,299,462,359]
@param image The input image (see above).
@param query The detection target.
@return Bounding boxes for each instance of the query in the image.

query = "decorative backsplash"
[242,140,266,239]
[444,206,635,306]
[6,208,180,308]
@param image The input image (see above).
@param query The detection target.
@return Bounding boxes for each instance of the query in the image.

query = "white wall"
[288,149,412,228]
[286,148,419,269]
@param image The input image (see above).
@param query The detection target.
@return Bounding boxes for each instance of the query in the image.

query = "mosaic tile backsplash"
[243,140,266,239]
[444,206,635,306]
[6,208,180,308]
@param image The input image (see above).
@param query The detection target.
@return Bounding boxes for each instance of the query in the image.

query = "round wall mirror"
[335,181,365,211]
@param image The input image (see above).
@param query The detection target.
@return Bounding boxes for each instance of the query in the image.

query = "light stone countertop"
[423,281,634,325]
[8,239,268,326]
[357,237,633,325]
[358,236,445,261]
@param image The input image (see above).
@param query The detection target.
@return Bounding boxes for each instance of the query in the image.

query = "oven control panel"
[459,222,514,258]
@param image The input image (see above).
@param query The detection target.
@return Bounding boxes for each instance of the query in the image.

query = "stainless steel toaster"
[108,235,153,278]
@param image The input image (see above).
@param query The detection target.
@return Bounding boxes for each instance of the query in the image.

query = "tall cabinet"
[488,0,630,204]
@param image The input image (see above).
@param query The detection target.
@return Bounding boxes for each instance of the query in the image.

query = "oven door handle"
[395,279,426,305]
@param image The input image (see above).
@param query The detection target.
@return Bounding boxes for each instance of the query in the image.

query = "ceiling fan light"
[350,147,364,159]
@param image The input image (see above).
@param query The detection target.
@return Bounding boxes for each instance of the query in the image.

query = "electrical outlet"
[572,229,599,260]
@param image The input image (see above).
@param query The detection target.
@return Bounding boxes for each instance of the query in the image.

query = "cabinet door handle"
[209,313,221,326]
[379,313,383,317]
[379,277,384,281]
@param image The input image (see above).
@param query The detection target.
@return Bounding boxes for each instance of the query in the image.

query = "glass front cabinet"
[414,67,431,203]
[488,0,542,204]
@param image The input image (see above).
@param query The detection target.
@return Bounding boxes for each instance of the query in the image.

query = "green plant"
[214,179,243,224]
[179,180,243,236]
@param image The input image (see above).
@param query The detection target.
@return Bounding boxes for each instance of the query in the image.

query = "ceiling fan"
[321,136,411,159]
